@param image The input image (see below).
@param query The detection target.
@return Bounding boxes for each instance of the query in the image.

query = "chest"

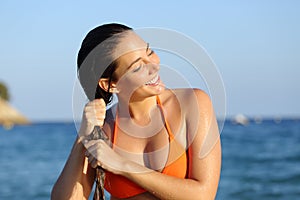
[112,115,187,171]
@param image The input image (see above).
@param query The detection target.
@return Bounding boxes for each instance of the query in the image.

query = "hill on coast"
[0,98,29,128]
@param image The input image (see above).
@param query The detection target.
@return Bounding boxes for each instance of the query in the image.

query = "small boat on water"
[232,114,249,126]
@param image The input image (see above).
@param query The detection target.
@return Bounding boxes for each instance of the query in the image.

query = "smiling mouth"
[145,75,160,86]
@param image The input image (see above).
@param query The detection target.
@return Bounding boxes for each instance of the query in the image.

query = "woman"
[51,23,221,200]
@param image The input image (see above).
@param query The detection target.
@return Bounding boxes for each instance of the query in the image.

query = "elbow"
[50,184,60,200]
[50,182,67,200]
[191,180,219,200]
[194,189,217,200]
[202,188,218,200]
[50,182,87,200]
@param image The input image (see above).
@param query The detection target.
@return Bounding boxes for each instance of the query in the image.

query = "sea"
[0,118,300,200]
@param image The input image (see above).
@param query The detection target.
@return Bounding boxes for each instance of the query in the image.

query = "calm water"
[0,119,299,200]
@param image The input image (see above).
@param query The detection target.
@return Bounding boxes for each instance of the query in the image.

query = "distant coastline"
[0,98,29,129]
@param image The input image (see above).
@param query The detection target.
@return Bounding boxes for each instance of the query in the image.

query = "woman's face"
[112,32,165,100]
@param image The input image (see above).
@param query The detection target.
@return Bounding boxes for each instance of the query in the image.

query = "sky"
[0,0,299,121]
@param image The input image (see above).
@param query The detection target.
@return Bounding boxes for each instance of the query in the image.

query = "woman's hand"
[78,99,106,140]
[84,139,126,175]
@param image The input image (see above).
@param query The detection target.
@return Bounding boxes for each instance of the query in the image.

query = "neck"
[117,95,157,121]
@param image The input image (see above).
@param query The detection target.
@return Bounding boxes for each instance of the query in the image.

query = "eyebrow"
[126,43,149,70]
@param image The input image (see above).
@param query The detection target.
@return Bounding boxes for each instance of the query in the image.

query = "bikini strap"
[112,109,118,145]
[156,96,175,140]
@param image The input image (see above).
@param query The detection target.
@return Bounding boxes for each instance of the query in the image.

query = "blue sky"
[1,0,299,121]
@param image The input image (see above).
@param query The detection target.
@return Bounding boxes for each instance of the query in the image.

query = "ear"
[98,78,110,92]
[98,78,119,93]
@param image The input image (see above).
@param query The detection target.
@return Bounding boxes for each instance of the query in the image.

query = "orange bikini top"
[104,96,187,199]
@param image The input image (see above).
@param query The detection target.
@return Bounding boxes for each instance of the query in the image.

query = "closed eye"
[130,44,154,73]
[148,49,154,56]
[132,64,142,72]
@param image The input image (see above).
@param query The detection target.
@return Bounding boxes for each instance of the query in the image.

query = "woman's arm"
[51,137,95,200]
[123,89,221,199]
[51,99,107,199]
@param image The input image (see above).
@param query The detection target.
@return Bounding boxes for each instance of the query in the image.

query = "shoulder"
[189,88,213,113]
[164,88,210,102]
[160,88,213,127]
[163,88,212,114]
[173,89,214,135]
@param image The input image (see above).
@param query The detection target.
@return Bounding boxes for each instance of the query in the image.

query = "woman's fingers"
[84,139,126,174]
[86,140,105,155]
[85,140,106,168]
[79,98,107,137]
[85,99,106,127]
[90,157,101,169]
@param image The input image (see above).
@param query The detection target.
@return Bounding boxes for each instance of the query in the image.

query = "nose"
[144,53,160,74]
[146,62,159,75]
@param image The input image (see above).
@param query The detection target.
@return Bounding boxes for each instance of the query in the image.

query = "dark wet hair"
[77,23,132,104]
